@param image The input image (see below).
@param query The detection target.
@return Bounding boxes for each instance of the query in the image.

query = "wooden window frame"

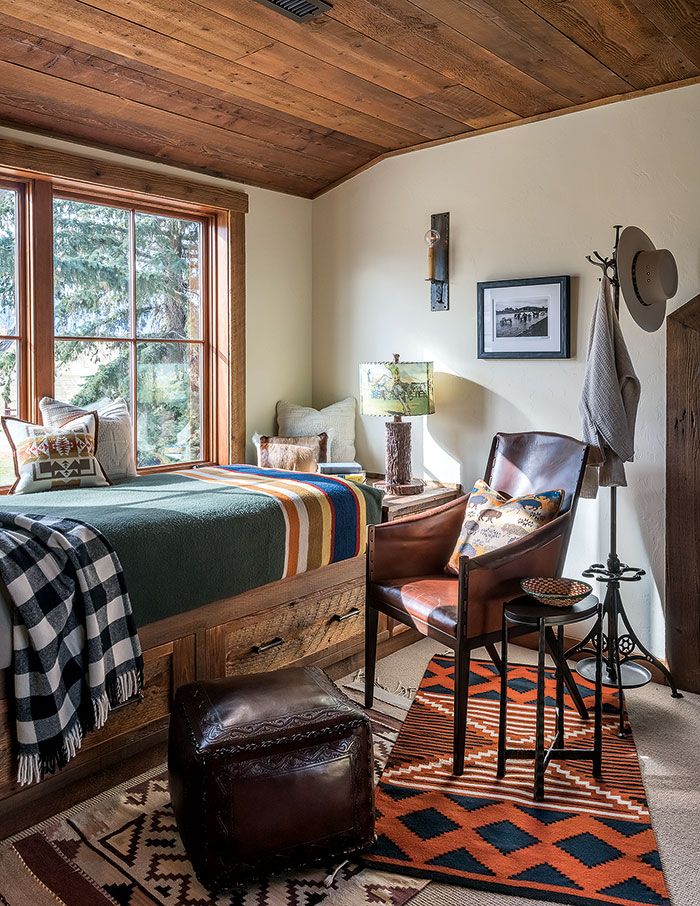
[0,177,30,425]
[0,137,247,470]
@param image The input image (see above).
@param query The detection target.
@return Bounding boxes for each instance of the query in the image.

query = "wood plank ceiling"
[0,0,698,197]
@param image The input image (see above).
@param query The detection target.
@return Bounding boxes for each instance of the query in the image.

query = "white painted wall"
[312,85,700,654]
[0,126,313,464]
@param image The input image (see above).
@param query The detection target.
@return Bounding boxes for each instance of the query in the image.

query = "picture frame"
[477,275,570,359]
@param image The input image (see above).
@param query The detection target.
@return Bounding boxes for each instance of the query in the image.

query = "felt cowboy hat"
[617,226,678,332]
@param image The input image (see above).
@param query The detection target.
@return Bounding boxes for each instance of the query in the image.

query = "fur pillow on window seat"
[253,433,326,472]
[446,479,563,575]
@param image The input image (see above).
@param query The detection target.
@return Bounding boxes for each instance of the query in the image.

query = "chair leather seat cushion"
[372,576,459,635]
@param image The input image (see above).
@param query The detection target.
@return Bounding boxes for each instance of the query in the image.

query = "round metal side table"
[497,594,602,802]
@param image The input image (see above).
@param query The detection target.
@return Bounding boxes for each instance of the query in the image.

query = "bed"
[0,466,391,835]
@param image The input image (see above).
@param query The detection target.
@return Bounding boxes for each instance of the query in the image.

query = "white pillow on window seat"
[40,396,138,481]
[276,398,356,463]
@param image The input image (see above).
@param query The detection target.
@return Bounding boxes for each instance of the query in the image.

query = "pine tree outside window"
[53,196,207,468]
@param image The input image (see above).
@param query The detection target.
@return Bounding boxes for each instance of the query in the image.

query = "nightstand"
[365,476,463,522]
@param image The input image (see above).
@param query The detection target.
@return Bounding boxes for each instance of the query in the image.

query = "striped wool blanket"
[182,465,371,578]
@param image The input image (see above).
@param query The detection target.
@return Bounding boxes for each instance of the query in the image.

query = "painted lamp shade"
[359,360,435,418]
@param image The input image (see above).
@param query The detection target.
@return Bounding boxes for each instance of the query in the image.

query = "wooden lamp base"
[377,417,424,496]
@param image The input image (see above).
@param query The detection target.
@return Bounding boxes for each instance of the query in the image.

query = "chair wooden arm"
[368,495,468,583]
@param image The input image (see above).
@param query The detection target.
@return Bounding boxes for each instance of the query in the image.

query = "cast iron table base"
[565,552,682,738]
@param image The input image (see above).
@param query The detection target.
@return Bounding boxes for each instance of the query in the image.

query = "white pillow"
[40,396,138,481]
[276,398,356,462]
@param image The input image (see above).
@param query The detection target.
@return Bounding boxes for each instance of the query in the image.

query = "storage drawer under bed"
[208,580,365,677]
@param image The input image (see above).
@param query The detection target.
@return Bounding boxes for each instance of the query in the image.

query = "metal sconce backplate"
[430,212,449,311]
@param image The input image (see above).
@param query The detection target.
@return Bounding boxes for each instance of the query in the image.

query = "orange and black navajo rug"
[363,655,670,906]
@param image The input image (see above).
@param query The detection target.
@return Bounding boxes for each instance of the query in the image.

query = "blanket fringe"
[112,668,143,706]
[17,721,85,786]
[17,669,143,785]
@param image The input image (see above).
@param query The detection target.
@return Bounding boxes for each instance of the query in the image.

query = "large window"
[0,184,23,485]
[52,197,207,467]
[0,145,247,489]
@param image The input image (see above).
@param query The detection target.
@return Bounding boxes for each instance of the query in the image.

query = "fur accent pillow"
[2,412,110,494]
[259,443,318,473]
[446,479,563,574]
[255,432,327,468]
[40,396,137,481]
[276,398,356,462]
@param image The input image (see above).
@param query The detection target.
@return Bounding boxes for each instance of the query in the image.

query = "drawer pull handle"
[331,607,361,623]
[252,637,284,654]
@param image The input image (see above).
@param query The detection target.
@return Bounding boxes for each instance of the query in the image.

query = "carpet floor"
[0,640,696,905]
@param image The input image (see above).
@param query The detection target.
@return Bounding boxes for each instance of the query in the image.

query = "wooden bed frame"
[0,556,416,838]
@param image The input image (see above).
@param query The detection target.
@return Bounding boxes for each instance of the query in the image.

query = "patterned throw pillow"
[40,396,137,481]
[276,398,356,462]
[2,413,109,494]
[254,432,328,468]
[446,479,563,575]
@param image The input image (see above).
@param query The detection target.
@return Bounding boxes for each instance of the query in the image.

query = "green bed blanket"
[0,471,383,626]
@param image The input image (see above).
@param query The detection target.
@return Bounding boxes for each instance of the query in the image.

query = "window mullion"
[28,179,54,416]
[129,208,137,464]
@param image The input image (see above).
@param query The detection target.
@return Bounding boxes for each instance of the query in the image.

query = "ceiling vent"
[252,0,332,22]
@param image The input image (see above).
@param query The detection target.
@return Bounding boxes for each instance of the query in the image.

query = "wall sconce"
[424,212,449,311]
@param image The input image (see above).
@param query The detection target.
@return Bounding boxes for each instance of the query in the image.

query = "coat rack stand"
[565,224,682,737]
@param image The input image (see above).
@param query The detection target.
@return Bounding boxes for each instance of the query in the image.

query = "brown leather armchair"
[365,431,589,775]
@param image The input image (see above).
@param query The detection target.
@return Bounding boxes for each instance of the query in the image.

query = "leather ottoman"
[168,665,375,888]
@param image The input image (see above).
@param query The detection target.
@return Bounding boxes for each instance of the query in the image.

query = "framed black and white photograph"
[477,275,570,359]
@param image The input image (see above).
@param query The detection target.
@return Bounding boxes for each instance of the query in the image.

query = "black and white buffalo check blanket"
[0,512,143,785]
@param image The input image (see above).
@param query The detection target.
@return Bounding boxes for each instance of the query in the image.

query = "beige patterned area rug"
[0,675,426,906]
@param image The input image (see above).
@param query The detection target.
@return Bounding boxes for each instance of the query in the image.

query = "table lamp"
[359,354,435,496]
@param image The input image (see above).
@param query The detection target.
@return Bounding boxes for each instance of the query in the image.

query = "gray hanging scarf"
[579,276,641,498]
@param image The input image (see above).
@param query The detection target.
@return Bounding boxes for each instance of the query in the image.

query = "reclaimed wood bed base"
[0,556,415,838]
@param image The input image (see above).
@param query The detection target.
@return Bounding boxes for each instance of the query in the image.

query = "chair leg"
[485,641,503,674]
[453,643,471,776]
[364,603,379,709]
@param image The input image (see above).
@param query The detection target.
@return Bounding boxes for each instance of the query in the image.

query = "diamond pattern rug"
[363,655,670,906]
[0,699,426,906]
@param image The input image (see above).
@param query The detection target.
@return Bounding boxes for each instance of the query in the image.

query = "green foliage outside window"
[53,199,203,466]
